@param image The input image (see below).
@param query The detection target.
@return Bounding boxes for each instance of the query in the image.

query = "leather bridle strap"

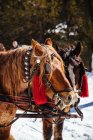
[56,88,73,93]
[43,75,73,97]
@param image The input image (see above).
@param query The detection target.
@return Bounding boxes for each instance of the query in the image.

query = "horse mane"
[0,47,28,96]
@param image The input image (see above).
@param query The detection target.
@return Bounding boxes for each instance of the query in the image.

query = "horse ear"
[45,38,52,46]
[73,42,82,56]
[32,39,41,48]
[31,39,43,55]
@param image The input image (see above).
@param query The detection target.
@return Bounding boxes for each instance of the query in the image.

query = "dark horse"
[0,39,79,140]
[42,38,85,140]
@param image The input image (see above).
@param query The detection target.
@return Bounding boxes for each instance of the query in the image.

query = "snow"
[11,72,93,140]
[47,23,67,34]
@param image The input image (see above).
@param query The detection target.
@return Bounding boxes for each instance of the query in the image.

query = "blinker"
[45,63,51,74]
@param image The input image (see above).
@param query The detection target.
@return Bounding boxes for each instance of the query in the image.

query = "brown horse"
[0,39,78,140]
[42,38,85,140]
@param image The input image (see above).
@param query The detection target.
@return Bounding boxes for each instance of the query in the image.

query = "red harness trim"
[32,74,47,105]
[81,74,89,97]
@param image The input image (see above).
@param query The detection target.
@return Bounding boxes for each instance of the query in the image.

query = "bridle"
[61,49,84,94]
[0,45,82,128]
[22,45,73,110]
[68,56,84,93]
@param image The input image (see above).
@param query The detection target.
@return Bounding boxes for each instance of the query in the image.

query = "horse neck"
[0,50,28,96]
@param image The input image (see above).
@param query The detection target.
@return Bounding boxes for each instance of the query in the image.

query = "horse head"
[33,39,79,112]
[0,40,79,113]
[53,39,86,97]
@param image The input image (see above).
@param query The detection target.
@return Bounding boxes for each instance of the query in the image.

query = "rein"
[43,75,73,106]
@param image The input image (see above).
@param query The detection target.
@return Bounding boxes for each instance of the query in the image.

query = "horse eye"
[44,63,51,74]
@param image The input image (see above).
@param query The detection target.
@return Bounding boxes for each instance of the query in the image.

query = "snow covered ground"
[11,72,93,140]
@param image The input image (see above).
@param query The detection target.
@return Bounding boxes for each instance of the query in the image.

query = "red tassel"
[80,74,89,97]
[32,75,47,105]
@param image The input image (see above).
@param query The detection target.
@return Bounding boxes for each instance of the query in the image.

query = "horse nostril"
[68,95,72,101]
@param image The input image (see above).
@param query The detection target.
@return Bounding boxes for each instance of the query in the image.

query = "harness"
[0,46,83,127]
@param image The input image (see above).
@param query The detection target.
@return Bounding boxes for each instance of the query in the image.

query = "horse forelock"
[45,45,65,73]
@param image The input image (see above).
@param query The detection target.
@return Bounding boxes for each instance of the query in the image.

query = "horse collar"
[23,47,32,82]
[23,47,42,82]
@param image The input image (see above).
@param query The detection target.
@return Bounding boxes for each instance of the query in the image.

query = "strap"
[74,107,83,120]
[43,75,73,94]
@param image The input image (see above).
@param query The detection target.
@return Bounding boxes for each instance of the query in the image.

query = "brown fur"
[54,121,64,140]
[0,49,28,96]
[0,40,74,139]
[0,126,12,140]
[43,119,53,140]
[0,48,17,140]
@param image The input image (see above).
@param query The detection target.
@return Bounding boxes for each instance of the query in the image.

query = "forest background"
[0,0,93,69]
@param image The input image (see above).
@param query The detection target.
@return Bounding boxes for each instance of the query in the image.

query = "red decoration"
[80,74,89,97]
[32,75,47,105]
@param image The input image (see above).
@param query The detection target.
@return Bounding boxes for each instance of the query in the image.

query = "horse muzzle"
[55,93,80,111]
[70,93,80,107]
